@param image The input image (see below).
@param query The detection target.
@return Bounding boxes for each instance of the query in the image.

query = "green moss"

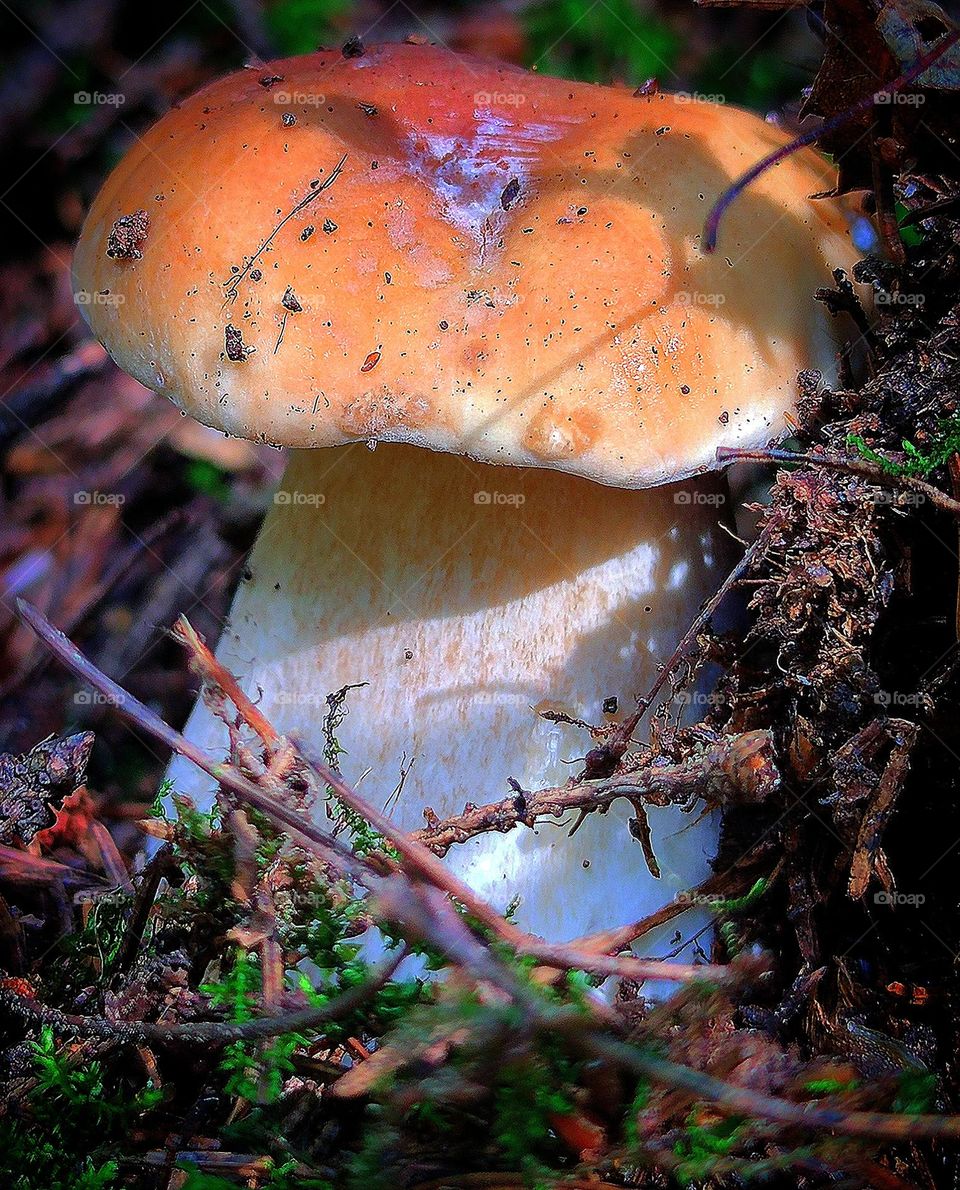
[893,1068,937,1115]
[0,1028,161,1190]
[672,1114,746,1182]
[803,1077,861,1094]
[849,415,960,480]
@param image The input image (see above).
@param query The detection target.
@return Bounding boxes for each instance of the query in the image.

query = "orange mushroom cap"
[73,41,858,486]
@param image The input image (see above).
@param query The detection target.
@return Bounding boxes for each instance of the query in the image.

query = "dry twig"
[0,950,406,1045]
[717,445,960,517]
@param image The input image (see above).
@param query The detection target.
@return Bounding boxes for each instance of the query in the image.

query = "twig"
[290,733,529,948]
[848,720,919,900]
[174,616,279,748]
[15,599,733,988]
[14,599,370,888]
[636,540,760,718]
[14,601,711,992]
[291,734,733,986]
[716,445,960,517]
[223,154,347,302]
[89,820,132,893]
[0,842,102,888]
[573,1027,960,1142]
[566,540,759,782]
[110,843,178,977]
[410,730,779,855]
[566,869,743,958]
[0,950,406,1045]
[18,609,959,1145]
[702,28,960,252]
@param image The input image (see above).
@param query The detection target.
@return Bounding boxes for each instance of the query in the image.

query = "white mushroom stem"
[166,442,735,948]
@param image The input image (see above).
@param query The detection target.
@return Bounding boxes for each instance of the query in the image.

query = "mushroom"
[73,43,859,948]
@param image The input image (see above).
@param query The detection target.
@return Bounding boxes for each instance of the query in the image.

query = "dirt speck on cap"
[106,210,150,260]
[500,178,521,211]
[225,323,251,362]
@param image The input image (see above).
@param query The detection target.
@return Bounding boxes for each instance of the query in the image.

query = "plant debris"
[105,210,149,260]
[0,732,94,846]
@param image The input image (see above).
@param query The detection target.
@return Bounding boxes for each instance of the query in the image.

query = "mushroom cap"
[73,42,859,487]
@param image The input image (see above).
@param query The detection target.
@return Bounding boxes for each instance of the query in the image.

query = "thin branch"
[291,734,734,985]
[291,733,529,948]
[0,950,405,1044]
[16,600,720,988]
[15,599,370,887]
[574,1027,960,1142]
[173,616,279,748]
[702,28,960,252]
[410,729,779,855]
[19,607,958,1144]
[223,154,347,301]
[716,445,960,517]
[110,843,178,978]
[179,611,749,986]
[635,540,760,718]
[555,868,744,959]
[560,539,759,782]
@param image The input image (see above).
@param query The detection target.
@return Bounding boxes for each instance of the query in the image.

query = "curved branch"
[0,950,405,1045]
[577,1027,960,1143]
[702,28,960,252]
[716,445,960,518]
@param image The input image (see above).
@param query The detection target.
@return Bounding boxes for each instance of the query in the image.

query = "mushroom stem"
[166,442,735,946]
